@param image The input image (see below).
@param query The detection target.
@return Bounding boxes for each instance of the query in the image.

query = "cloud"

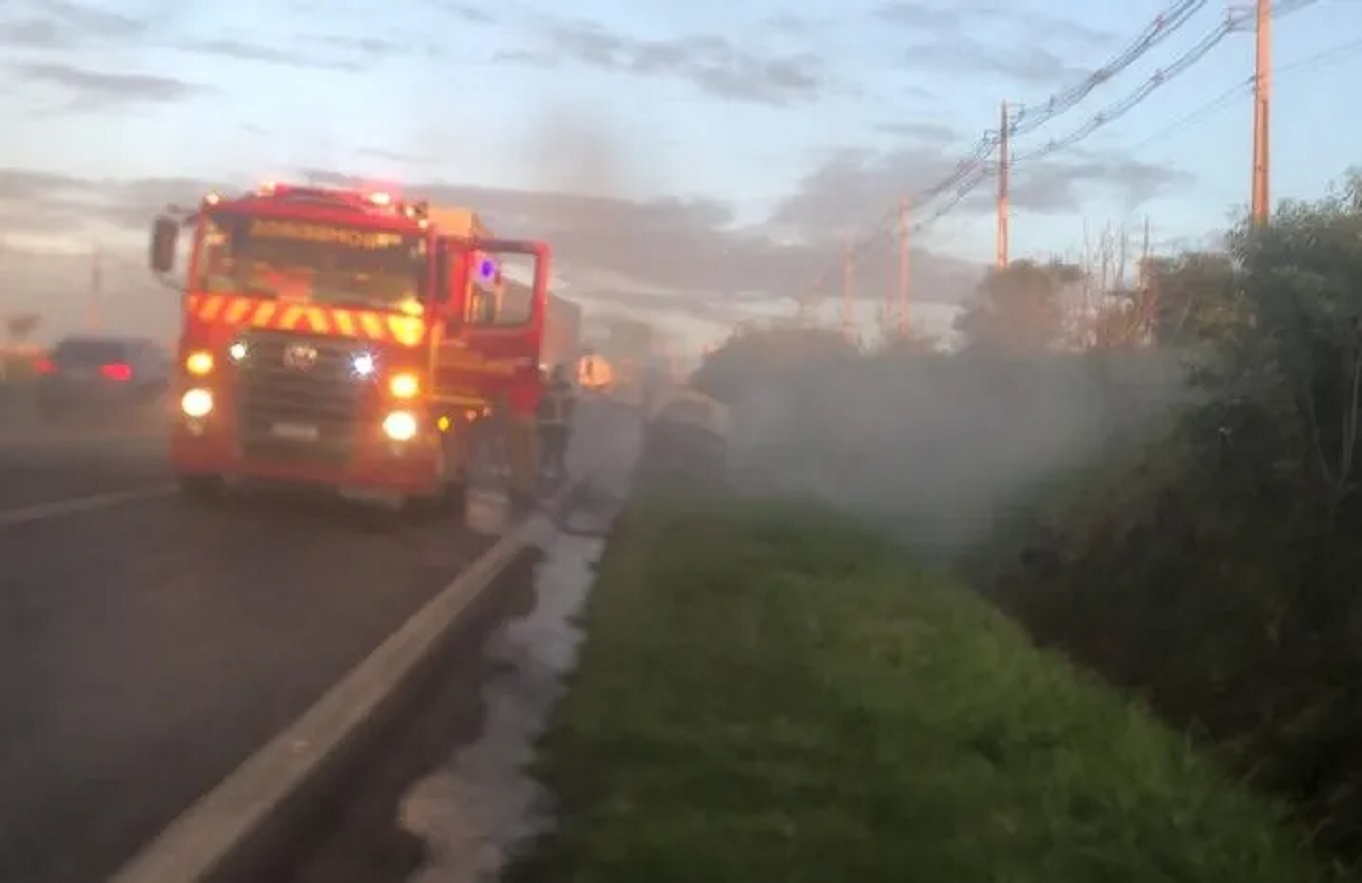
[0,164,991,329]
[875,120,961,145]
[875,1,1114,87]
[761,14,819,35]
[770,143,1191,293]
[180,38,364,72]
[874,2,963,32]
[431,2,496,24]
[0,0,147,48]
[1008,149,1195,215]
[901,41,1089,86]
[178,31,411,71]
[355,147,433,165]
[0,18,63,48]
[875,1,1112,46]
[13,62,208,107]
[311,34,405,62]
[503,18,829,106]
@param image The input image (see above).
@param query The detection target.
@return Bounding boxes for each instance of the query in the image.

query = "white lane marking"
[0,484,175,528]
[0,433,167,455]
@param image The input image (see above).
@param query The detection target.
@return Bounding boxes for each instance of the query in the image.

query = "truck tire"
[404,440,463,521]
[178,474,225,503]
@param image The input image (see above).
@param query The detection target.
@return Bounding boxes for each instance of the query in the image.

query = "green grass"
[511,496,1338,883]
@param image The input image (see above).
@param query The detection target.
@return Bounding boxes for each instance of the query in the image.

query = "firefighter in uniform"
[538,364,575,481]
[504,383,540,507]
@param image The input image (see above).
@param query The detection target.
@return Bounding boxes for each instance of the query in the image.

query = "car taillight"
[101,362,132,381]
[34,358,54,374]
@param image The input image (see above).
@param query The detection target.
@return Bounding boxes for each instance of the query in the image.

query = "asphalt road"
[0,435,505,883]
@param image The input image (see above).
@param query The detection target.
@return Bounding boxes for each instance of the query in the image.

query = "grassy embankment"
[510,482,1338,881]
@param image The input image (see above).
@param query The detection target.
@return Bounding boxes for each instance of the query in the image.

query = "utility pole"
[898,198,910,338]
[87,244,103,332]
[841,242,854,340]
[1140,216,1154,343]
[1116,221,1128,291]
[996,100,1010,268]
[1081,218,1092,316]
[1251,0,1271,224]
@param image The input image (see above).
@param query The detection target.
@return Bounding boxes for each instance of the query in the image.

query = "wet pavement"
[274,405,642,883]
[0,481,496,883]
[401,496,628,882]
[0,402,634,883]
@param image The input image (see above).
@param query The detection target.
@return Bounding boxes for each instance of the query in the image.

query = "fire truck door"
[435,240,550,405]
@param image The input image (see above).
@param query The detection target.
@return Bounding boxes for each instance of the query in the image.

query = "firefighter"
[503,385,540,507]
[538,364,575,481]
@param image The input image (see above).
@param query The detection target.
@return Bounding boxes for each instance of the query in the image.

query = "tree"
[877,325,940,358]
[690,326,859,405]
[4,312,39,344]
[1145,251,1243,347]
[954,260,1070,354]
[1221,175,1362,521]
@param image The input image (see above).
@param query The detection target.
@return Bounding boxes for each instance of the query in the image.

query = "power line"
[1009,0,1210,137]
[1126,34,1362,153]
[882,0,1219,217]
[793,0,1324,312]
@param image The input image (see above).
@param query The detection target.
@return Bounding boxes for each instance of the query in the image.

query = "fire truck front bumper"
[170,412,448,497]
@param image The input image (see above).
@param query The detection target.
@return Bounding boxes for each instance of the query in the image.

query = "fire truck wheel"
[405,479,464,521]
[177,474,225,503]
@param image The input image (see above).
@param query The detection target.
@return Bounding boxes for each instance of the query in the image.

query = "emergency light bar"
[198,182,432,222]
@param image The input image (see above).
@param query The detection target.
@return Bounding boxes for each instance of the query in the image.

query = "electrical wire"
[793,0,1323,308]
[1011,22,1236,163]
[1127,33,1362,152]
[885,0,1218,214]
[1009,0,1209,137]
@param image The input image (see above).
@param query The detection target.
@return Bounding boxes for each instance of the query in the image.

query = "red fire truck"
[148,181,552,512]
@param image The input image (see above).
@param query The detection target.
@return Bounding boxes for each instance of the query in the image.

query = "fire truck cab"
[148,181,551,513]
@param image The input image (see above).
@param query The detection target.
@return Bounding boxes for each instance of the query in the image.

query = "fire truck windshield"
[193,212,428,310]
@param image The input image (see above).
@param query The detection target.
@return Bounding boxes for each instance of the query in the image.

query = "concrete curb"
[108,478,587,883]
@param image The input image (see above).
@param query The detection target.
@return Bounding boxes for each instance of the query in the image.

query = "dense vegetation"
[513,435,1334,882]
[688,173,1362,863]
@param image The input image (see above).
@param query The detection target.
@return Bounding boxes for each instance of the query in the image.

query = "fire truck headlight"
[352,352,376,378]
[181,388,213,418]
[382,410,418,441]
[228,341,248,362]
[185,350,214,376]
[389,372,419,399]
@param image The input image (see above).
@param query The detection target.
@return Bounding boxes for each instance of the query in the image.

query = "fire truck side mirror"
[150,217,178,273]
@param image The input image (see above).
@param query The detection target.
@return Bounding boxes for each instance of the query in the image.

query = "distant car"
[34,336,172,421]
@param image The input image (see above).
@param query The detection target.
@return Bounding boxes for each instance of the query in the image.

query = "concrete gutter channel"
[109,412,637,883]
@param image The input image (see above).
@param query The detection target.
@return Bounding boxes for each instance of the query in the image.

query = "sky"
[0,0,1359,350]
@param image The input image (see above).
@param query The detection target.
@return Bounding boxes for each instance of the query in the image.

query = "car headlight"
[381,410,418,441]
[181,388,213,418]
[185,350,213,376]
[389,372,419,398]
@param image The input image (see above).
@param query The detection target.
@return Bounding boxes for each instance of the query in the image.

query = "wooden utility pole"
[996,101,1010,268]
[87,245,103,332]
[1251,0,1271,224]
[841,242,854,339]
[1116,221,1128,291]
[1140,216,1154,343]
[898,198,910,337]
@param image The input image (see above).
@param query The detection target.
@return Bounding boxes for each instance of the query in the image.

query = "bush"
[511,489,1337,882]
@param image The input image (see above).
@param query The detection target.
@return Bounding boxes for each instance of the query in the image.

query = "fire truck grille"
[232,330,371,466]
